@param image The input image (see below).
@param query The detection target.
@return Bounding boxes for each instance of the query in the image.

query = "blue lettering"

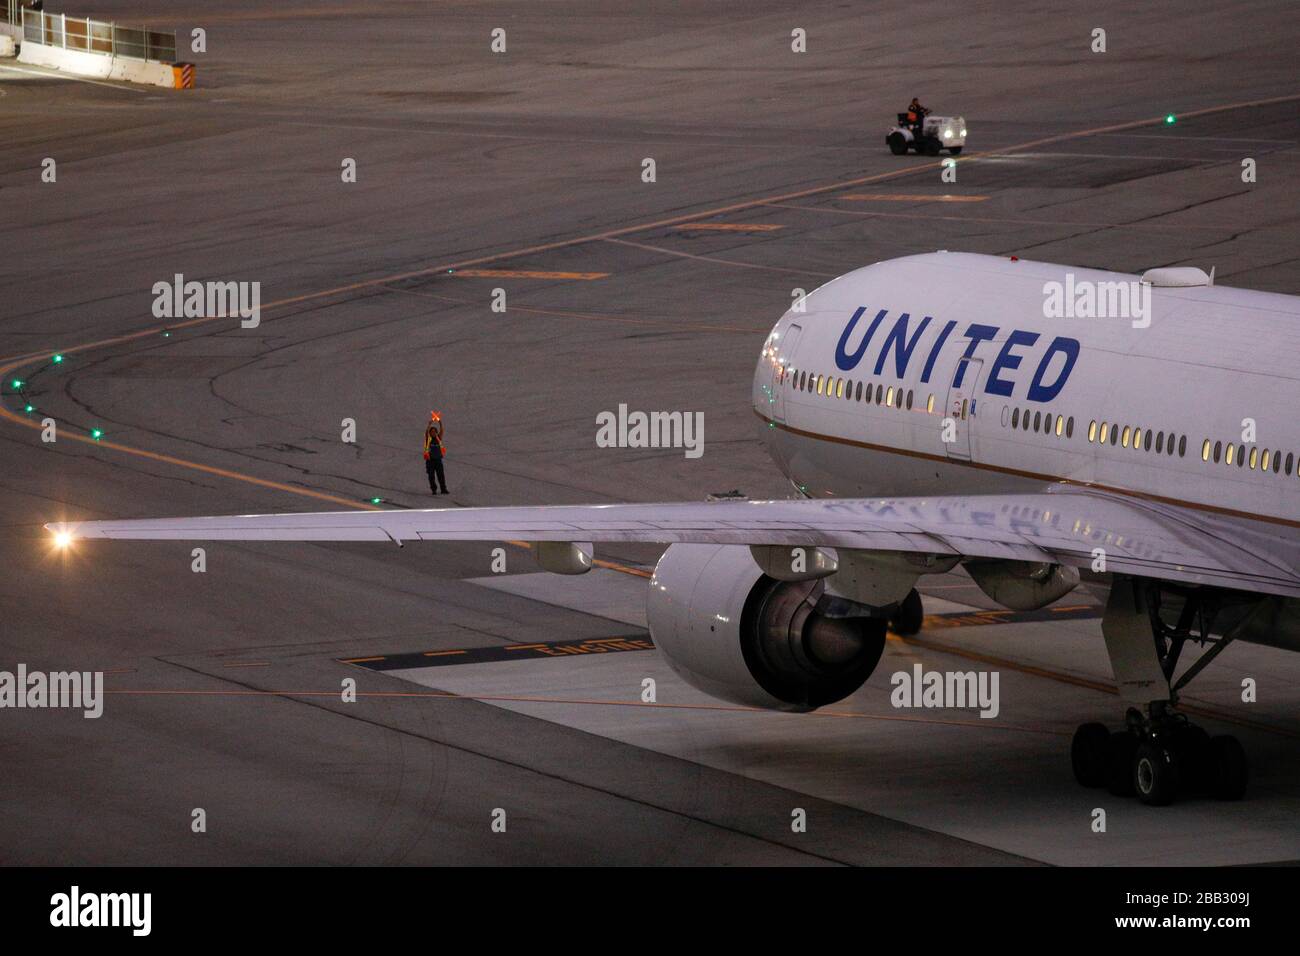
[985,330,1040,397]
[952,324,998,387]
[1027,336,1081,402]
[920,319,956,384]
[835,307,889,371]
[873,314,932,377]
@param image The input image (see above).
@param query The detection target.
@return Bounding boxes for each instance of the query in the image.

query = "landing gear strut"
[1070,577,1256,805]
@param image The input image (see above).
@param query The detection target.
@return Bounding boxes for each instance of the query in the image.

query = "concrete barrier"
[18,37,189,88]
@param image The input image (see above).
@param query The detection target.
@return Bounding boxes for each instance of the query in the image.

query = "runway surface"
[2,0,1298,864]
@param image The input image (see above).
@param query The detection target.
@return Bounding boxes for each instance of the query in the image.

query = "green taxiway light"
[1165,113,1177,124]
[90,428,103,441]
[52,353,64,364]
[24,404,34,414]
[11,379,23,389]
[369,497,383,504]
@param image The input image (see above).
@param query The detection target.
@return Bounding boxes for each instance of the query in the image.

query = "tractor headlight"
[944,128,953,138]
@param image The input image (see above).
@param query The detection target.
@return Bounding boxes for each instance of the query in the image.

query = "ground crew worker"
[423,411,448,495]
[906,97,929,132]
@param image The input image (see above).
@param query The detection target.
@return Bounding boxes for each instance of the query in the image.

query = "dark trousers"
[425,457,447,494]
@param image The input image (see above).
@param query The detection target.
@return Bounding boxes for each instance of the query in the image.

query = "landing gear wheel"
[1208,735,1248,801]
[887,133,908,155]
[1106,731,1137,796]
[1071,722,1110,787]
[1133,741,1179,805]
[890,589,924,636]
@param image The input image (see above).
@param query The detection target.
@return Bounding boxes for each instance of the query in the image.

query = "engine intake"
[648,544,886,712]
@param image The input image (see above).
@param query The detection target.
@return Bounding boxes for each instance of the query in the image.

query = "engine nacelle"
[964,559,1080,611]
[647,544,887,712]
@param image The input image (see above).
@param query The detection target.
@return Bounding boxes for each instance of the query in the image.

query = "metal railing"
[2,1,20,27]
[19,7,175,63]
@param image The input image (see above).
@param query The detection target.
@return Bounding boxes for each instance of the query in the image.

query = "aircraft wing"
[47,487,1300,599]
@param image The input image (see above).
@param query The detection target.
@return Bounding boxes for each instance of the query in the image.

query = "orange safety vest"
[423,424,445,458]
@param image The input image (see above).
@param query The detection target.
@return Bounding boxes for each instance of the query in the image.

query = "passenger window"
[1262,449,1270,471]
[1100,422,1109,444]
[1110,425,1118,446]
[1202,439,1211,461]
[1238,445,1246,468]
[1288,453,1295,475]
[1144,429,1152,451]
[1213,441,1222,463]
[1089,421,1097,442]
[855,381,863,401]
[1177,435,1185,457]
[836,378,844,398]
[1121,426,1131,448]
[961,399,968,420]
[1156,432,1164,453]
[1226,444,1235,465]
[906,390,914,410]
[876,384,883,404]
[885,386,894,407]
[1066,416,1074,438]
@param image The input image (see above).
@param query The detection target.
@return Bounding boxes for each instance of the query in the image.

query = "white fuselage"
[753,252,1300,533]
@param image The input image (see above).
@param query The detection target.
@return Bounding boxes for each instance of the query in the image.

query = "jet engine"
[647,544,887,712]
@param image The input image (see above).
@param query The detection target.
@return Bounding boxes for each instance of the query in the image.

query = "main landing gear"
[889,588,925,636]
[1071,706,1247,805]
[1070,577,1253,805]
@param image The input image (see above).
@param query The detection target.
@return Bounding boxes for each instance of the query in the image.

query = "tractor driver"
[906,97,929,133]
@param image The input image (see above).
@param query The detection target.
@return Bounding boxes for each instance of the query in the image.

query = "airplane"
[49,251,1300,806]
